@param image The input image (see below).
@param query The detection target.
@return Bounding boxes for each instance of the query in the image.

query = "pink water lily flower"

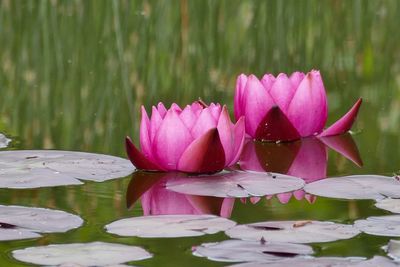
[126,102,246,173]
[234,70,362,141]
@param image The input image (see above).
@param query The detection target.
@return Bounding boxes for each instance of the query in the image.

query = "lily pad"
[12,242,152,266]
[225,220,360,243]
[166,171,305,198]
[0,150,135,188]
[193,239,313,263]
[355,215,400,237]
[385,239,400,261]
[229,256,396,267]
[105,214,236,238]
[0,133,11,148]
[0,205,83,241]
[375,199,400,214]
[304,175,400,200]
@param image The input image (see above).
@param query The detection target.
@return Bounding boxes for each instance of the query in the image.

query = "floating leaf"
[355,215,400,237]
[12,242,152,266]
[106,214,236,238]
[0,205,83,241]
[225,220,360,243]
[375,199,400,214]
[193,239,313,263]
[228,256,396,267]
[385,239,400,261]
[166,171,305,198]
[0,150,135,188]
[304,175,400,200]
[0,133,11,148]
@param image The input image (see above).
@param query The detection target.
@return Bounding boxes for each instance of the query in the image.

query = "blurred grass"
[0,0,399,157]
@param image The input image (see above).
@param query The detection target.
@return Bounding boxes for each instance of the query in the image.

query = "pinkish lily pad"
[105,214,236,238]
[166,171,305,198]
[0,205,83,241]
[193,239,313,263]
[225,220,360,243]
[12,242,152,266]
[375,199,400,214]
[0,150,135,188]
[384,239,400,261]
[304,175,400,200]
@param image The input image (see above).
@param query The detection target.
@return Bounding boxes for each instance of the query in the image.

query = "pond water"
[1,1,400,266]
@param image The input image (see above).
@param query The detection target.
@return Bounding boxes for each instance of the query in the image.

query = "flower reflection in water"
[126,172,235,218]
[239,133,363,204]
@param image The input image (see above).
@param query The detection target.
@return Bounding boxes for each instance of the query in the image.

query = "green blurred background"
[0,0,400,266]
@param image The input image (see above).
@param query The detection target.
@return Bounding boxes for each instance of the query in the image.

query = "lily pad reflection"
[106,214,236,238]
[12,242,152,266]
[225,220,360,243]
[0,150,135,188]
[166,171,305,198]
[0,205,83,241]
[193,239,313,263]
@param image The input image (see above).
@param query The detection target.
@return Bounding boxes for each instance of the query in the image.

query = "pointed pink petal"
[157,102,168,118]
[260,73,276,92]
[153,109,193,170]
[209,103,222,121]
[228,116,246,166]
[289,72,305,88]
[178,128,226,173]
[217,106,235,165]
[125,137,164,171]
[287,138,327,183]
[305,194,317,204]
[255,106,301,141]
[250,197,261,204]
[170,103,182,113]
[220,198,235,218]
[240,197,247,204]
[139,106,153,159]
[287,70,328,137]
[234,74,248,120]
[150,106,163,143]
[293,189,305,200]
[191,102,204,114]
[276,192,292,204]
[243,75,276,137]
[191,108,218,139]
[319,98,362,137]
[319,133,363,167]
[268,73,296,113]
[179,105,197,131]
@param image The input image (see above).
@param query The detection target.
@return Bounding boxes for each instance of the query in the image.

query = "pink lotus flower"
[234,70,362,141]
[239,134,363,204]
[126,172,235,217]
[126,102,245,173]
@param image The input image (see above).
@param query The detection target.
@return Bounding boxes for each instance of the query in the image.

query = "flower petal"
[238,140,266,172]
[139,106,153,159]
[287,70,328,137]
[153,109,193,170]
[217,106,235,165]
[319,133,363,167]
[289,72,305,88]
[179,105,197,131]
[293,189,306,200]
[150,106,163,143]
[276,192,292,204]
[268,73,296,113]
[255,105,301,141]
[243,75,276,137]
[220,198,235,218]
[157,102,168,118]
[209,103,222,121]
[125,136,164,171]
[260,73,276,92]
[191,108,218,139]
[234,74,248,120]
[177,128,226,173]
[319,98,362,137]
[228,116,246,166]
